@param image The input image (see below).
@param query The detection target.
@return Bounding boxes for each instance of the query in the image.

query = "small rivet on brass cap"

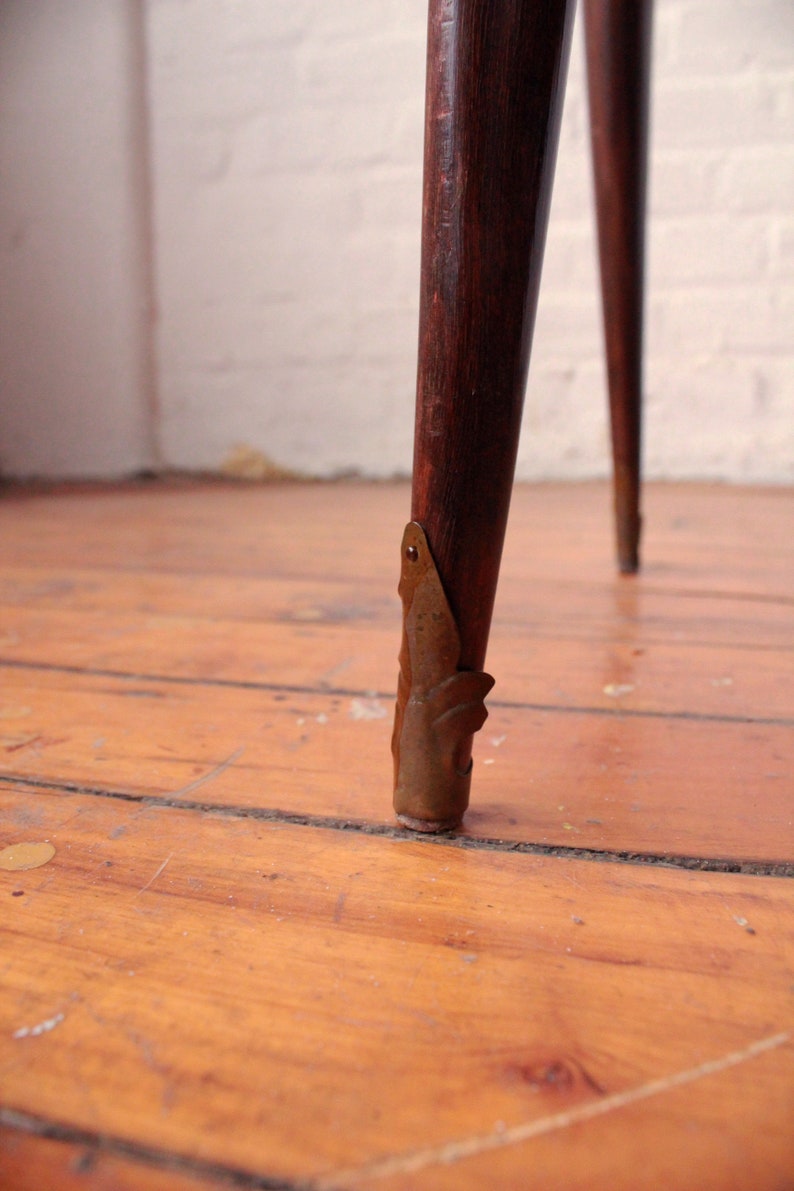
[406,545,419,562]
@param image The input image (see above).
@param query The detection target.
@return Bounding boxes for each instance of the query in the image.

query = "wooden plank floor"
[1,479,792,1190]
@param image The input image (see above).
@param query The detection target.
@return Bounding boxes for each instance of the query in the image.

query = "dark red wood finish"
[584,0,653,573]
[411,0,576,673]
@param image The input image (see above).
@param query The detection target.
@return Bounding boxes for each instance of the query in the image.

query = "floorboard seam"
[2,773,791,878]
[1,659,791,727]
[0,1106,306,1190]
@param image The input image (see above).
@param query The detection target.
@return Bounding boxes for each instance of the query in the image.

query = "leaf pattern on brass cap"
[392,522,494,828]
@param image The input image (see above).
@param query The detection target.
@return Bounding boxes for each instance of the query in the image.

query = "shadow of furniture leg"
[584,0,653,574]
[393,0,576,832]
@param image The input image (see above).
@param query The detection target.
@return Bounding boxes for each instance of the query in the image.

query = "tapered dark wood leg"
[584,0,653,574]
[392,0,577,831]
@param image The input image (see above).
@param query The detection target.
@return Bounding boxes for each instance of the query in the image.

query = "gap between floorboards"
[2,774,791,879]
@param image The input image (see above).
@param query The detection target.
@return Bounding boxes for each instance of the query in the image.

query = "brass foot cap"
[396,813,461,835]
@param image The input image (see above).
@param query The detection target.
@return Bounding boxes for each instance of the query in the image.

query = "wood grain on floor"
[1,481,792,1190]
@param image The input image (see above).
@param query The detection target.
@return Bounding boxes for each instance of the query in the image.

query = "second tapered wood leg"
[392,0,577,831]
[584,0,653,573]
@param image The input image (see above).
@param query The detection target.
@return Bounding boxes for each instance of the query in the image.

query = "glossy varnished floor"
[0,480,792,1190]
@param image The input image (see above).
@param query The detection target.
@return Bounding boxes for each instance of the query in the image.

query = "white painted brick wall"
[1,1,792,481]
[526,0,794,481]
[148,0,793,483]
[147,0,427,477]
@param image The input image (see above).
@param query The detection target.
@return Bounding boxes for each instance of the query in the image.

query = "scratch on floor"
[136,853,173,896]
[12,1012,65,1040]
[349,698,387,721]
[167,747,245,799]
[316,1030,790,1187]
[318,657,355,686]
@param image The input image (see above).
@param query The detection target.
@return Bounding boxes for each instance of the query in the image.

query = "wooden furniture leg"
[392,0,577,832]
[584,0,653,573]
